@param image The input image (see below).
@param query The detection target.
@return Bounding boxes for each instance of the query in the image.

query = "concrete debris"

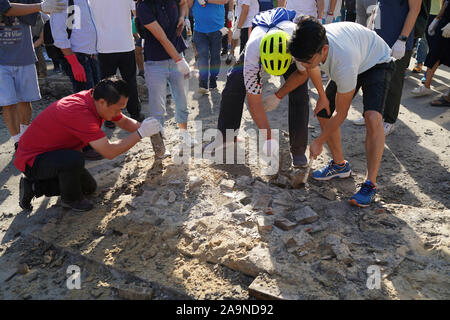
[293,206,320,225]
[274,217,297,231]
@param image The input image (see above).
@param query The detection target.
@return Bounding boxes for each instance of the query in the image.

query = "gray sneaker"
[61,198,94,212]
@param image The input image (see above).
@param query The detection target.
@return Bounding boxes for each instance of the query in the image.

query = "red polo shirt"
[14,90,122,172]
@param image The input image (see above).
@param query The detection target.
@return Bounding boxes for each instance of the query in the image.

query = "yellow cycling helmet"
[260,29,292,76]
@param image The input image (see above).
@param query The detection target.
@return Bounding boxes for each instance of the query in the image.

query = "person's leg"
[80,168,97,196]
[118,50,142,119]
[90,55,102,87]
[414,38,428,68]
[17,102,32,127]
[135,39,145,76]
[15,64,40,137]
[209,30,222,88]
[144,60,170,129]
[193,30,209,90]
[383,50,412,125]
[168,59,189,129]
[1,105,20,138]
[364,110,385,184]
[345,0,356,22]
[72,53,93,91]
[239,27,249,54]
[424,60,440,89]
[98,52,119,79]
[36,46,47,77]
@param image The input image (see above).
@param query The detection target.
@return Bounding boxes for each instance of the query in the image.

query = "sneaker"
[61,198,94,212]
[225,54,234,65]
[292,154,308,168]
[349,180,377,207]
[221,48,228,56]
[104,121,116,128]
[209,79,217,90]
[312,160,352,181]
[198,87,209,95]
[352,117,365,126]
[383,122,394,136]
[412,63,423,73]
[321,72,329,81]
[19,176,34,211]
[411,85,432,96]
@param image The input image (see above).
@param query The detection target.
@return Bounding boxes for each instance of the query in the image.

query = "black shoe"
[209,79,217,90]
[61,198,94,212]
[104,121,116,128]
[82,147,103,161]
[221,48,228,56]
[19,176,34,211]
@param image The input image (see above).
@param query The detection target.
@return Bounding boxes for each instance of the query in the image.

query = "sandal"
[430,96,450,107]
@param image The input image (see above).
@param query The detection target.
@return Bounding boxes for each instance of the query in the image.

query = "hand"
[262,139,279,158]
[314,95,330,117]
[442,23,450,38]
[176,57,190,76]
[262,94,281,112]
[65,54,86,83]
[232,27,241,40]
[198,0,207,6]
[137,117,161,139]
[219,27,228,37]
[428,18,439,36]
[309,139,323,160]
[325,14,334,24]
[227,11,233,22]
[391,39,406,60]
[40,0,67,14]
[176,17,185,37]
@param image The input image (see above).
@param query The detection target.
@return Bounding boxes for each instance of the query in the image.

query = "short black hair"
[93,76,130,105]
[289,16,327,62]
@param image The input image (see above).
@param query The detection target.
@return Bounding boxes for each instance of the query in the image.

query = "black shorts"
[317,61,396,119]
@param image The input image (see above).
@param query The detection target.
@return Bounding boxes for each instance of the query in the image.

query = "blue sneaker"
[312,160,352,181]
[349,180,377,207]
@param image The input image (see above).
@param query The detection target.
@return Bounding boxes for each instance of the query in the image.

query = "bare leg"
[1,105,20,136]
[17,102,32,126]
[364,110,385,186]
[424,60,440,89]
[318,117,345,164]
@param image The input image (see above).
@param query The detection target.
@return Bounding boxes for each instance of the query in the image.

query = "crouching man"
[14,76,161,212]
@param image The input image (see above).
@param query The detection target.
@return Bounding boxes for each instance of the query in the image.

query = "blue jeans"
[63,53,101,93]
[144,58,189,129]
[416,38,428,65]
[193,30,222,89]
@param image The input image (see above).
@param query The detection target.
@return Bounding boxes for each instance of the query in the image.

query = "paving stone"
[325,234,353,265]
[220,179,235,191]
[274,217,296,231]
[293,206,319,225]
[256,217,274,233]
[281,231,313,252]
[252,194,272,209]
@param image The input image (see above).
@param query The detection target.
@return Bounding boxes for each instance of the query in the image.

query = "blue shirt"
[0,0,37,66]
[258,0,274,12]
[192,0,224,33]
[136,0,186,61]
[375,0,414,51]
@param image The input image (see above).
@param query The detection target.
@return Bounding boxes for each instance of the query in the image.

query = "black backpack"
[43,0,75,60]
[134,0,181,39]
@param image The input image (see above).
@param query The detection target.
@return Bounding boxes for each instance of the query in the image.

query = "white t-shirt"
[319,22,392,93]
[286,0,318,18]
[243,20,296,95]
[235,0,260,29]
[89,0,136,53]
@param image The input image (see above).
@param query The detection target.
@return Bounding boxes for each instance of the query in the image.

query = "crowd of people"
[0,0,449,212]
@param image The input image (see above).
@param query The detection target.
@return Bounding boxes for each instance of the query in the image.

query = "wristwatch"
[327,11,334,15]
[398,35,408,41]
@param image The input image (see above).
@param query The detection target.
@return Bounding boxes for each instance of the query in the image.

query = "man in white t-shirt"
[208,9,329,169]
[288,18,395,207]
[90,0,143,127]
[278,0,324,21]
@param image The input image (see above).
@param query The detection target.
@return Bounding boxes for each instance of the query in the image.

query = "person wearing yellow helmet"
[206,8,329,170]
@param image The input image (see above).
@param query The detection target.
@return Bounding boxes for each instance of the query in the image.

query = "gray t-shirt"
[0,0,37,66]
[320,22,392,93]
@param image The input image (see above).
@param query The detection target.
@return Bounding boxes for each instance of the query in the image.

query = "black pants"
[217,54,310,157]
[98,50,142,117]
[344,0,356,22]
[25,150,97,202]
[239,28,249,54]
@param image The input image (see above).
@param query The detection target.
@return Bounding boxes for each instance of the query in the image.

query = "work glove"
[262,94,281,112]
[219,27,228,36]
[65,54,86,83]
[176,57,190,77]
[137,117,161,139]
[232,26,241,40]
[227,11,233,22]
[442,23,450,38]
[40,0,67,14]
[185,18,191,32]
[391,40,406,60]
[262,139,279,158]
[325,14,334,25]
[198,0,207,6]
[428,18,439,36]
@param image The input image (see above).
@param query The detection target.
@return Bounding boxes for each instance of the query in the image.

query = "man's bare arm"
[114,115,141,133]
[247,93,272,140]
[89,134,141,160]
[400,0,421,38]
[275,70,309,98]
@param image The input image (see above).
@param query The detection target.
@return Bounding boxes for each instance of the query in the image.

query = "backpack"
[43,0,75,61]
[252,7,296,29]
[135,0,181,39]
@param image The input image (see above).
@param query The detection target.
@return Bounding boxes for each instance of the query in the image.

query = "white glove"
[40,0,67,14]
[262,139,279,158]
[295,60,306,72]
[219,27,228,36]
[391,40,406,60]
[325,14,334,25]
[262,94,281,112]
[185,18,191,32]
[442,23,450,38]
[428,18,439,36]
[198,0,207,6]
[227,11,234,22]
[232,27,241,40]
[137,117,161,139]
[176,57,190,76]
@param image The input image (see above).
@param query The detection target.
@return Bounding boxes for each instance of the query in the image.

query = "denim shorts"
[0,64,41,106]
[318,61,396,119]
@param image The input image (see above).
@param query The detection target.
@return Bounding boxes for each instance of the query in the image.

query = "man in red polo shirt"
[14,76,161,212]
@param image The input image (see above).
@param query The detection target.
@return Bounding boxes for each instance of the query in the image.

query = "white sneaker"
[321,73,329,81]
[352,117,365,126]
[411,85,432,96]
[178,130,199,147]
[198,87,209,95]
[383,122,395,136]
